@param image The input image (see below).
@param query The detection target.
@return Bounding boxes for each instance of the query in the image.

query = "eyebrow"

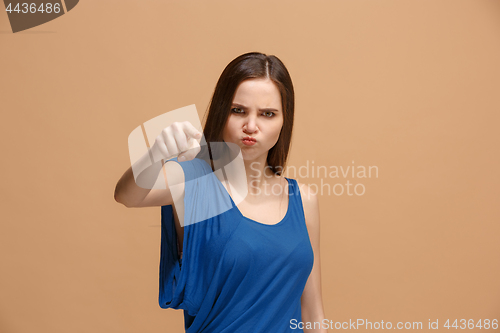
[231,103,280,112]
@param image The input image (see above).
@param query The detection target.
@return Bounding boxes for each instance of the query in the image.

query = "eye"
[231,107,244,114]
[262,111,275,118]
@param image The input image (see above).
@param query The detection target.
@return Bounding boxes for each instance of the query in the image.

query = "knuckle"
[178,142,188,152]
[173,123,184,134]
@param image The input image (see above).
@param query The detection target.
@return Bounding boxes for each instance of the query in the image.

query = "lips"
[242,136,257,142]
[242,136,257,146]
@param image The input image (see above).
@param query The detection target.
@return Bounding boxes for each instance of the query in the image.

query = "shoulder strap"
[286,178,308,225]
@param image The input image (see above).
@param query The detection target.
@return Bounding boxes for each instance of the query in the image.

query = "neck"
[243,154,278,195]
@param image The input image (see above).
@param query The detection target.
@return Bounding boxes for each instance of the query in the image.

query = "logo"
[3,0,79,33]
[128,105,248,226]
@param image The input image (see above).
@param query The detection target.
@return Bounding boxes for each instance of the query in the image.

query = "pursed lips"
[242,136,257,142]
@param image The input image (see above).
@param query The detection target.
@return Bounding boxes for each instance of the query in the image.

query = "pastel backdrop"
[1,0,499,332]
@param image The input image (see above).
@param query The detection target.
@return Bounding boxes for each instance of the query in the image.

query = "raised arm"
[114,121,202,208]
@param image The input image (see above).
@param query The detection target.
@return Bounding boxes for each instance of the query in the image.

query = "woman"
[114,52,327,332]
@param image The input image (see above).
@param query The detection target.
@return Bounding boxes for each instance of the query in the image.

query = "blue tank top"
[159,157,314,332]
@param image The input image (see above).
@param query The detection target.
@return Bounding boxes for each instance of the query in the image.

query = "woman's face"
[223,78,284,161]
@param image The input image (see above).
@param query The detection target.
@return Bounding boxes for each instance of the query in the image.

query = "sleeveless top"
[158,157,314,332]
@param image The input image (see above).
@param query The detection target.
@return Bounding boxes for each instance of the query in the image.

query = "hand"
[151,121,203,163]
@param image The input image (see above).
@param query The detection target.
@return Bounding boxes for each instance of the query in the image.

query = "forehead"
[232,79,282,109]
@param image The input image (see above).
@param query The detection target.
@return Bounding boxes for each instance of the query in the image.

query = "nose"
[243,116,258,134]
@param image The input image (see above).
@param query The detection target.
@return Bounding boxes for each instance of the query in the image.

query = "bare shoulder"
[296,181,319,209]
[295,181,320,227]
[164,160,186,202]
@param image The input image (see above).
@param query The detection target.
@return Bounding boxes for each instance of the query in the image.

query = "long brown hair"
[202,52,295,176]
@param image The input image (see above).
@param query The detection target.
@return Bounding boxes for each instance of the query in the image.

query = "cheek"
[273,120,284,138]
[268,121,283,145]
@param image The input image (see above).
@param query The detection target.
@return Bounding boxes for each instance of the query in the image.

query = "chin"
[241,149,268,162]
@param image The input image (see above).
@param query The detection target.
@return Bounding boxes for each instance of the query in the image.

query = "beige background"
[1,0,499,332]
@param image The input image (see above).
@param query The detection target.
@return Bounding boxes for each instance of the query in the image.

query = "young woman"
[114,52,327,332]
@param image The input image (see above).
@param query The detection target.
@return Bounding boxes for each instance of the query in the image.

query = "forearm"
[114,158,163,207]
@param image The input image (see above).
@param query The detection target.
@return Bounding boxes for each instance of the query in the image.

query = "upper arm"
[298,182,326,321]
[298,182,321,272]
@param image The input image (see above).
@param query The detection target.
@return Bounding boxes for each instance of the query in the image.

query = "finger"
[182,121,203,139]
[172,124,189,153]
[182,138,201,161]
[162,127,179,157]
[187,135,201,150]
[153,138,169,161]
